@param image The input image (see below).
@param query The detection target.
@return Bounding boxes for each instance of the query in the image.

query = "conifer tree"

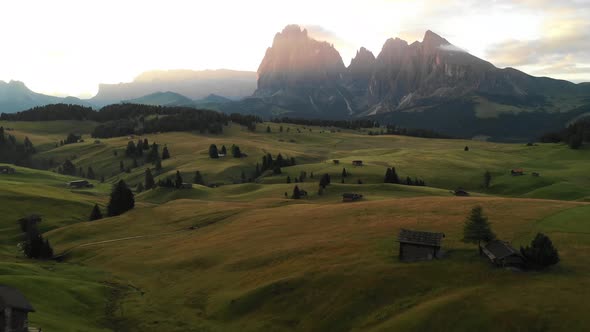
[107,180,135,216]
[484,171,492,189]
[287,176,291,184]
[209,144,219,159]
[87,166,95,180]
[136,182,144,193]
[292,185,301,199]
[175,170,183,188]
[89,204,103,221]
[463,206,495,253]
[145,168,155,189]
[162,146,170,160]
[155,158,162,171]
[342,168,348,178]
[221,145,227,155]
[266,125,271,133]
[193,171,204,185]
[520,233,559,269]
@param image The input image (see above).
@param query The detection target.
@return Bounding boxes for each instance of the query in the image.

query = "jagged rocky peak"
[349,47,376,69]
[256,24,346,94]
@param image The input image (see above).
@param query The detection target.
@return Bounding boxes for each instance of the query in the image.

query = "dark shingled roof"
[398,229,445,247]
[482,240,519,260]
[0,286,35,312]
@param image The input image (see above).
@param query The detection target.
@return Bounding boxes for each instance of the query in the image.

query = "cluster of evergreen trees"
[254,153,296,176]
[56,159,98,180]
[208,144,243,158]
[384,167,426,186]
[540,118,590,149]
[369,125,453,139]
[0,126,36,166]
[18,216,53,259]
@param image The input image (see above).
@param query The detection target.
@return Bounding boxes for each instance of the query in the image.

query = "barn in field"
[352,160,363,166]
[398,229,445,262]
[342,193,363,202]
[482,240,525,268]
[67,180,93,188]
[0,285,35,332]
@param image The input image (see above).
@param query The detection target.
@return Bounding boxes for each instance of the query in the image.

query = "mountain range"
[2,25,590,140]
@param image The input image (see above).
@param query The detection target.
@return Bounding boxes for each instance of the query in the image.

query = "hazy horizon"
[2,0,589,98]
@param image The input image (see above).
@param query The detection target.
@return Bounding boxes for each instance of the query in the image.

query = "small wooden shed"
[342,193,363,202]
[0,285,35,332]
[398,229,445,262]
[481,240,524,268]
[352,160,363,166]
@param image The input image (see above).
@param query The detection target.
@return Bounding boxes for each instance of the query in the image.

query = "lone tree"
[342,168,348,178]
[462,206,495,254]
[292,185,302,199]
[220,145,227,155]
[107,180,135,216]
[484,171,492,189]
[266,125,271,133]
[193,171,205,185]
[162,146,170,160]
[145,168,155,189]
[520,233,559,269]
[89,204,103,221]
[209,144,219,159]
[175,170,183,188]
[319,173,331,188]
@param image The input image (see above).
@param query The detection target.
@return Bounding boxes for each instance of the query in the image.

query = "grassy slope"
[1,120,590,331]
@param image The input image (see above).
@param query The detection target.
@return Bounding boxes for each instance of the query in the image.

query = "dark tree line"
[1,103,260,139]
[384,167,425,186]
[272,117,378,130]
[370,124,453,139]
[540,118,590,149]
[255,153,296,177]
[18,216,53,259]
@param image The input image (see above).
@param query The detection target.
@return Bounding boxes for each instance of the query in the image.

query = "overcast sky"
[1,0,589,97]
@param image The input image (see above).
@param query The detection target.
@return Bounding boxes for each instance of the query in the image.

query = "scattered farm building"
[453,189,470,196]
[0,285,35,332]
[352,160,363,166]
[398,229,445,262]
[67,180,93,188]
[333,160,340,164]
[0,166,15,174]
[482,240,525,268]
[217,153,226,157]
[511,168,524,176]
[342,193,363,202]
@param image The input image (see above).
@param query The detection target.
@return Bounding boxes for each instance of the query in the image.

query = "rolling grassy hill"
[1,120,590,331]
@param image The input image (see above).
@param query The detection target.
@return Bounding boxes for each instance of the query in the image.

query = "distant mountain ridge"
[91,69,256,107]
[251,25,590,119]
[0,80,90,113]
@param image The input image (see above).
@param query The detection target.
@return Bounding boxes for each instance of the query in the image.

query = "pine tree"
[175,170,183,188]
[232,145,242,158]
[145,168,155,189]
[342,168,348,178]
[406,177,413,185]
[146,143,160,163]
[155,158,162,171]
[463,206,495,253]
[193,171,204,185]
[162,146,170,160]
[209,144,219,159]
[384,168,393,183]
[89,204,103,221]
[520,233,559,269]
[266,125,271,133]
[287,176,291,184]
[391,167,400,184]
[107,180,135,216]
[143,138,149,149]
[319,174,331,188]
[126,141,136,157]
[136,182,144,193]
[221,145,227,155]
[292,185,301,199]
[87,166,95,180]
[484,171,492,189]
[273,166,282,174]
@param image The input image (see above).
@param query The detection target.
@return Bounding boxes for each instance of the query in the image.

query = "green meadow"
[1,120,590,331]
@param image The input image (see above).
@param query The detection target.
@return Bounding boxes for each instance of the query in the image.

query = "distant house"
[0,285,35,332]
[342,193,363,202]
[453,189,470,196]
[398,229,445,262]
[217,153,226,157]
[352,160,363,166]
[333,160,340,164]
[0,166,15,174]
[67,180,93,188]
[180,183,193,189]
[511,168,524,176]
[482,240,524,268]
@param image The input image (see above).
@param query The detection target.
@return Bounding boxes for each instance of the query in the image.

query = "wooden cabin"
[482,240,524,268]
[67,180,93,188]
[0,166,15,174]
[0,285,35,332]
[332,160,340,164]
[398,229,445,262]
[453,189,470,196]
[511,168,524,176]
[342,193,363,202]
[352,160,363,167]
